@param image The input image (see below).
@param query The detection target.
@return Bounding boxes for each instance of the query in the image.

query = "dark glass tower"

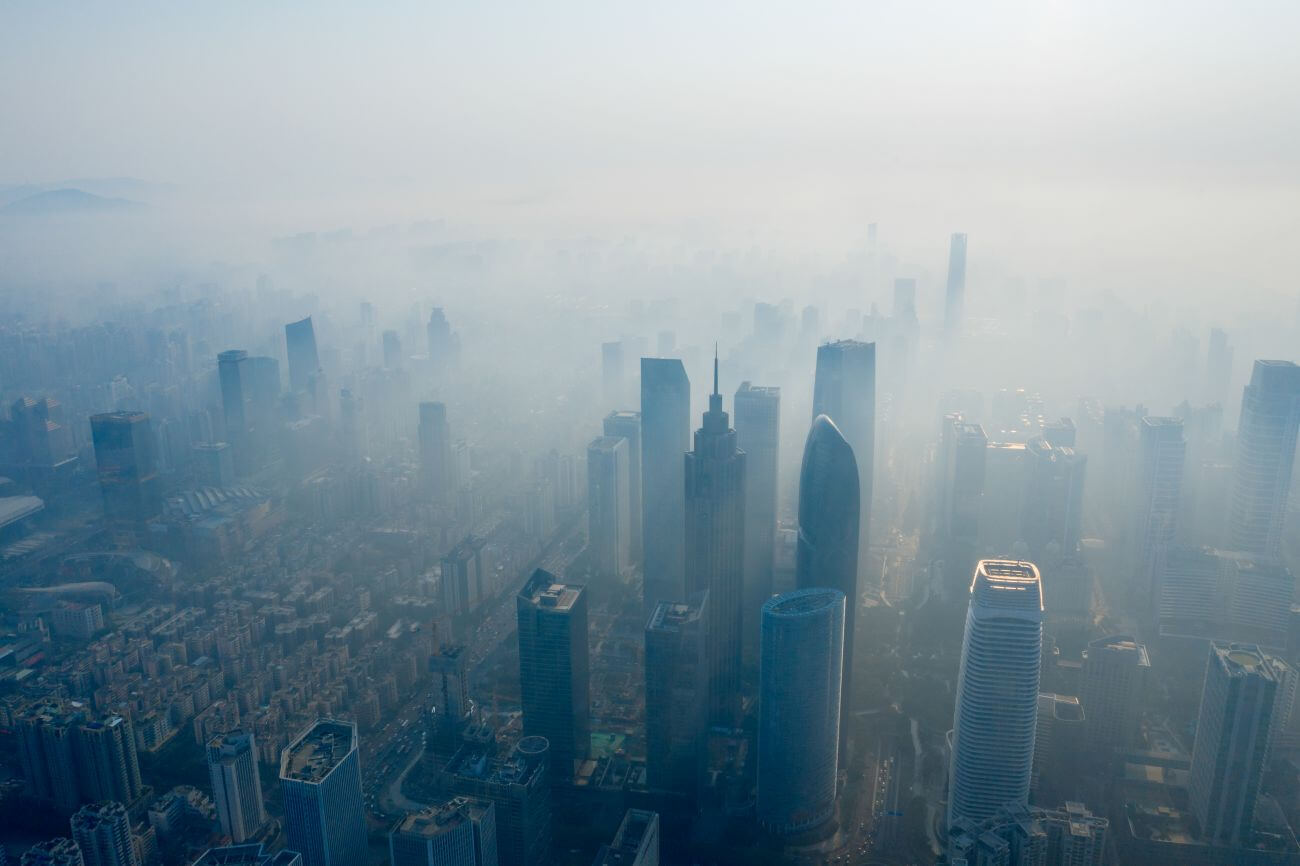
[644,592,708,797]
[795,415,860,759]
[684,355,746,727]
[1227,360,1300,559]
[285,316,321,395]
[640,358,691,615]
[734,382,780,662]
[90,411,161,524]
[418,402,453,503]
[602,411,643,563]
[811,340,874,579]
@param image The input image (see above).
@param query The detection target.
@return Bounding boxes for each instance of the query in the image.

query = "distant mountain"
[0,188,145,216]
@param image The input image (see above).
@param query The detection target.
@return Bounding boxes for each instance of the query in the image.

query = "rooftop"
[647,596,706,632]
[395,798,491,839]
[972,560,1044,611]
[520,569,582,611]
[765,587,844,617]
[280,719,356,783]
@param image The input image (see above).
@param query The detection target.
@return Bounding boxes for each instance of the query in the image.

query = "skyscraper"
[390,797,498,866]
[602,411,643,563]
[936,416,987,591]
[586,436,631,579]
[811,340,875,574]
[21,838,83,866]
[193,844,302,866]
[601,342,624,408]
[90,412,161,524]
[593,809,659,866]
[70,801,139,866]
[438,739,551,866]
[207,730,268,844]
[1226,360,1300,559]
[419,402,454,503]
[756,588,845,835]
[733,382,780,660]
[943,232,968,339]
[218,350,252,474]
[684,357,746,727]
[516,570,589,783]
[279,720,368,866]
[795,416,860,758]
[383,330,403,369]
[948,560,1044,828]
[1021,436,1086,564]
[76,715,143,807]
[1079,635,1150,755]
[1189,643,1280,846]
[285,317,322,395]
[1135,418,1185,608]
[644,593,707,796]
[640,358,690,614]
[16,701,83,814]
[427,308,460,372]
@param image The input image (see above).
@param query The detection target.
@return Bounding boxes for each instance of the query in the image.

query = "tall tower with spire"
[685,349,747,727]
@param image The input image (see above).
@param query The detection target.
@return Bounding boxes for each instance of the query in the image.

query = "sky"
[2,1,1298,306]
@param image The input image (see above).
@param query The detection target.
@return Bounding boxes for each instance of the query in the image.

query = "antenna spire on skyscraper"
[713,343,719,396]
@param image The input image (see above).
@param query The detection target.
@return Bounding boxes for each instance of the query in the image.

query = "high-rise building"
[943,232,968,339]
[733,382,780,661]
[948,560,1044,828]
[947,801,1107,866]
[207,730,267,844]
[601,342,624,408]
[756,588,845,835]
[419,402,454,503]
[16,701,83,814]
[1158,547,1294,649]
[279,720,368,866]
[795,416,860,758]
[193,844,302,866]
[602,411,643,563]
[684,358,746,727]
[76,715,143,808]
[90,412,161,524]
[592,809,659,866]
[21,838,83,866]
[1021,436,1086,564]
[428,644,472,757]
[438,739,551,866]
[586,436,630,579]
[390,797,498,866]
[1226,360,1300,559]
[218,350,253,474]
[644,594,707,796]
[1079,635,1150,754]
[192,441,234,488]
[1189,643,1280,846]
[811,340,875,575]
[1135,418,1186,609]
[640,359,690,614]
[383,330,403,369]
[70,801,139,866]
[936,416,987,591]
[285,317,322,396]
[427,308,460,372]
[516,571,589,783]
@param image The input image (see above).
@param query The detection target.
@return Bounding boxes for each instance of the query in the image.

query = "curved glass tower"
[796,415,859,758]
[756,588,846,835]
[947,560,1044,829]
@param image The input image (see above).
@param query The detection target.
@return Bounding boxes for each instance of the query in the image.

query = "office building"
[207,730,267,843]
[218,350,253,474]
[70,801,139,866]
[439,739,551,866]
[1031,693,1084,803]
[601,342,624,408]
[390,797,498,866]
[1135,417,1186,608]
[602,411,642,562]
[419,402,454,503]
[7,395,76,474]
[592,809,659,866]
[586,436,631,578]
[90,412,161,524]
[811,340,875,573]
[193,844,302,866]
[1227,360,1300,559]
[1079,636,1150,754]
[795,415,860,757]
[640,358,690,614]
[943,232,968,339]
[1021,436,1086,563]
[21,839,83,866]
[1158,547,1294,649]
[756,588,846,835]
[383,330,403,369]
[948,560,1044,828]
[517,570,589,783]
[193,441,235,488]
[644,594,707,796]
[733,382,780,660]
[285,316,322,395]
[947,801,1107,866]
[937,416,987,591]
[1189,643,1280,846]
[684,358,746,727]
[427,308,460,372]
[279,720,368,866]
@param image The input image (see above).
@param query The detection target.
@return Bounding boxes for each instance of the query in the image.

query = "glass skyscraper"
[640,358,690,615]
[1226,360,1300,559]
[280,720,368,866]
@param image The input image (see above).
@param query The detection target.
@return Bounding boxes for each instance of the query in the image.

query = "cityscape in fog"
[3,4,1300,866]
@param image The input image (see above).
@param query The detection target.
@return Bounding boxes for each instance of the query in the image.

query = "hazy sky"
[3,2,1298,304]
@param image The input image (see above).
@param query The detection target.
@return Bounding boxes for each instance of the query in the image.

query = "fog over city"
[1,4,1298,866]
